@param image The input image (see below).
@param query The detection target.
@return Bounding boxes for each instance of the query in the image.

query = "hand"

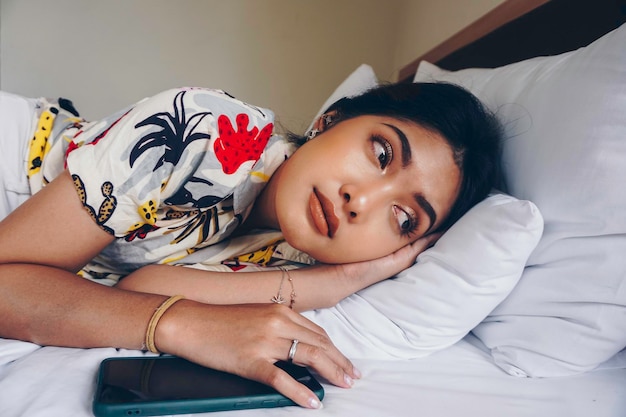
[337,232,442,289]
[156,302,360,409]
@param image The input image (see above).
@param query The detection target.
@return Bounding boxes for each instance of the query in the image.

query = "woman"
[0,82,500,409]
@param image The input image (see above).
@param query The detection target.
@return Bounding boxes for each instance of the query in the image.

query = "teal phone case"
[93,356,324,417]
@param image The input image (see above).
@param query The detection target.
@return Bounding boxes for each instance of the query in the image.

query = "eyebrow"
[383,123,412,168]
[415,194,437,234]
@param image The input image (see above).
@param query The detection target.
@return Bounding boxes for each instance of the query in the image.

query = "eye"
[372,135,393,169]
[393,205,418,237]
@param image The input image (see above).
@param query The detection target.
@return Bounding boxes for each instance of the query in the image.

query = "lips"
[310,188,339,238]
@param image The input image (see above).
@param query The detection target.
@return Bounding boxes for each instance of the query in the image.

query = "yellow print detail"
[138,199,157,225]
[126,200,157,234]
[250,171,270,182]
[234,239,282,266]
[28,107,58,177]
[124,199,160,239]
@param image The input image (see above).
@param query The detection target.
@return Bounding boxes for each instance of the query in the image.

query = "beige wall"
[391,0,506,77]
[0,0,504,132]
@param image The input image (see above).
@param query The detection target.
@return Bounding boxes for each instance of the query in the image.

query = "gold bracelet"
[280,267,297,309]
[145,295,185,354]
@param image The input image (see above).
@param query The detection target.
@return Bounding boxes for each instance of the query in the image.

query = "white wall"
[0,0,504,132]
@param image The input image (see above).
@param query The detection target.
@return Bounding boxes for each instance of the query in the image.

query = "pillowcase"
[305,63,378,132]
[414,24,626,376]
[304,193,542,359]
[301,64,543,359]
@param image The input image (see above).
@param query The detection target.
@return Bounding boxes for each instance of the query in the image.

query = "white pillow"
[301,65,543,359]
[305,193,542,359]
[414,24,626,376]
[305,63,378,132]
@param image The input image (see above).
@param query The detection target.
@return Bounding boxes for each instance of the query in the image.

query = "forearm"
[0,263,168,348]
[118,264,371,312]
[0,265,360,409]
[117,234,439,313]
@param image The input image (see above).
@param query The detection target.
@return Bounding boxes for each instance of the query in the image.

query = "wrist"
[145,295,186,353]
[152,298,194,356]
[299,264,354,309]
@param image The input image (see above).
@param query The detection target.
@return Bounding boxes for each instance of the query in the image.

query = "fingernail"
[353,366,362,379]
[344,374,354,387]
[308,397,323,409]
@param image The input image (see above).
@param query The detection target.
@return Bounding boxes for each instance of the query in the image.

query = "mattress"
[1,335,624,417]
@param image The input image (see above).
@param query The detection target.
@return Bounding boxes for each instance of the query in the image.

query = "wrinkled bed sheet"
[1,335,624,417]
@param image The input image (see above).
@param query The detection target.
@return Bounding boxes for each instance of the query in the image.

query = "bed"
[1,0,625,415]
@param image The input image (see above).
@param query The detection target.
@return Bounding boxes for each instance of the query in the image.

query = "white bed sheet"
[1,335,624,417]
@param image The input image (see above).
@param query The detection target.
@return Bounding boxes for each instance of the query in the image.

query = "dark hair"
[292,82,502,232]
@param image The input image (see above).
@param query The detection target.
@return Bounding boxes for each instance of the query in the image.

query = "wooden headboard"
[398,0,626,83]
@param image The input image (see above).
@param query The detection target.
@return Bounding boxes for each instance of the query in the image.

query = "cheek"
[314,136,368,169]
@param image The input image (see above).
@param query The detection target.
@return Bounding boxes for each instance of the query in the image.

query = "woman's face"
[272,115,461,264]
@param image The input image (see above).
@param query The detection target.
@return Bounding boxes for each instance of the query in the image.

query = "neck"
[244,166,282,231]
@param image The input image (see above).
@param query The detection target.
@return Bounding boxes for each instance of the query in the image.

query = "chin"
[284,235,338,264]
[295,243,370,265]
[306,251,342,264]
[282,224,381,264]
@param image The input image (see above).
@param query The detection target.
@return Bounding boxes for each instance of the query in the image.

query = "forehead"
[336,115,456,167]
[377,115,442,140]
[356,115,454,161]
[342,115,444,143]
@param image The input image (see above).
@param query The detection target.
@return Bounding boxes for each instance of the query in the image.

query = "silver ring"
[288,339,299,362]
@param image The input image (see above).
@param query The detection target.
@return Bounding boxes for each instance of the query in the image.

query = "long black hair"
[292,82,503,232]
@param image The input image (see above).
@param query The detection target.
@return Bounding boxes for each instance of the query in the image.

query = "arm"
[0,171,358,408]
[117,234,439,312]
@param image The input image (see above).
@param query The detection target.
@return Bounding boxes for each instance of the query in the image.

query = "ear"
[307,111,338,139]
[320,110,337,131]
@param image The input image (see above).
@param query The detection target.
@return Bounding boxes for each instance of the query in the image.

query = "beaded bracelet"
[145,295,185,354]
[284,268,296,309]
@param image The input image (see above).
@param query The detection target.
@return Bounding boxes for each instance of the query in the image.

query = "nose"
[340,181,389,222]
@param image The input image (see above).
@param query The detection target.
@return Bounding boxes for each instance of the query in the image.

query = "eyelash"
[395,206,419,238]
[372,135,393,169]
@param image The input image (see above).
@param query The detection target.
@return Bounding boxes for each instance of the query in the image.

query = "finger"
[406,233,442,259]
[413,231,442,249]
[252,361,323,409]
[278,318,361,382]
[287,339,357,388]
[390,233,438,259]
[281,305,329,335]
[285,335,359,383]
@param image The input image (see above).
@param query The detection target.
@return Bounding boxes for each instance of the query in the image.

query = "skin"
[252,114,461,263]
[0,173,360,408]
[0,113,460,409]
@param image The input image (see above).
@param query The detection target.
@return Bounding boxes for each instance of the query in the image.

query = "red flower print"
[124,223,159,242]
[214,114,273,174]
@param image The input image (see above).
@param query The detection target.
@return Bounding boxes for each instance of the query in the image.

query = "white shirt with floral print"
[28,88,312,285]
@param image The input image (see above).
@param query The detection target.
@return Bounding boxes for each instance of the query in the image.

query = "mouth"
[309,188,339,238]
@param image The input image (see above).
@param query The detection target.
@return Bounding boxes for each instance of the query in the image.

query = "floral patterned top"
[28,88,312,285]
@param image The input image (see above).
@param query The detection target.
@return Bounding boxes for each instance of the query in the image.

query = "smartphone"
[93,356,324,417]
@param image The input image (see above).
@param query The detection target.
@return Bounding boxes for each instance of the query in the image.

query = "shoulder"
[140,88,274,121]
